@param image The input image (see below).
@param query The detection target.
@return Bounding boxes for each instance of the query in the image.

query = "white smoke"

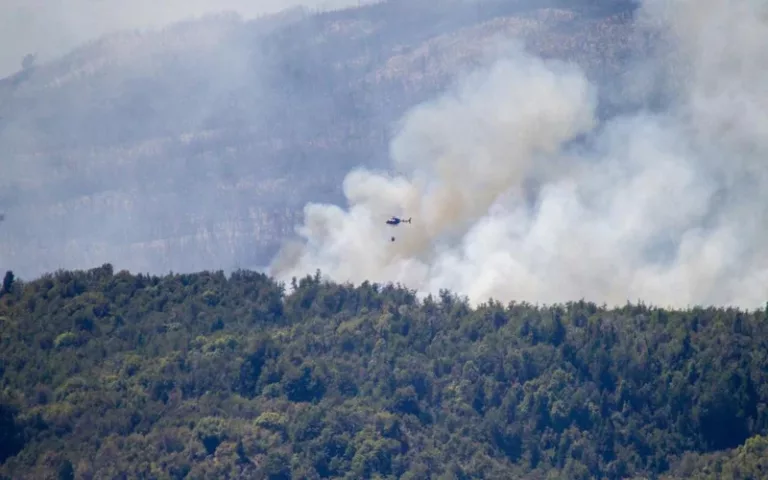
[270,0,768,309]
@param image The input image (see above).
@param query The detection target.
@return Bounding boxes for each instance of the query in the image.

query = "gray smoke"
[270,0,768,309]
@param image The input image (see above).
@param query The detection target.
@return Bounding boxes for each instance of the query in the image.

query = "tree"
[57,460,74,480]
[2,271,13,295]
[0,403,24,463]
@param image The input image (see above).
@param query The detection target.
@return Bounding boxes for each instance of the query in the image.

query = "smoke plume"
[270,0,768,309]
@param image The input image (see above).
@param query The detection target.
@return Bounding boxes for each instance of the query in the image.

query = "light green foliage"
[53,332,77,349]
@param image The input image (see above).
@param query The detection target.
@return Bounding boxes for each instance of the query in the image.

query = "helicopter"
[385,216,411,241]
[385,216,411,226]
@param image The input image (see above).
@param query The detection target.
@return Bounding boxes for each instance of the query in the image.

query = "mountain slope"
[0,0,639,279]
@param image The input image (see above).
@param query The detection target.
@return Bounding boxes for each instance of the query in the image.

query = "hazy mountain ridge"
[0,0,639,279]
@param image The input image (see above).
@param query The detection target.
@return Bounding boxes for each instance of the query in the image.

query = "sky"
[0,0,369,78]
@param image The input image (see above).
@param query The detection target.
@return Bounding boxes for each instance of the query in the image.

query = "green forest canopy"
[1,264,767,479]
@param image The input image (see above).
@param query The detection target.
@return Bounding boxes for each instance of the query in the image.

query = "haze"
[3,0,766,310]
[0,0,369,77]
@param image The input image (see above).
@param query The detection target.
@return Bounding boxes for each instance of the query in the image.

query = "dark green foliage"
[1,271,13,295]
[56,460,74,480]
[1,265,768,479]
[0,403,25,463]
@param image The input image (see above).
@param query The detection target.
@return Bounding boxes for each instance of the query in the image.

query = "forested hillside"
[1,265,767,479]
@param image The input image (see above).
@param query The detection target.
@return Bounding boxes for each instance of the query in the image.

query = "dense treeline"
[1,264,767,479]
